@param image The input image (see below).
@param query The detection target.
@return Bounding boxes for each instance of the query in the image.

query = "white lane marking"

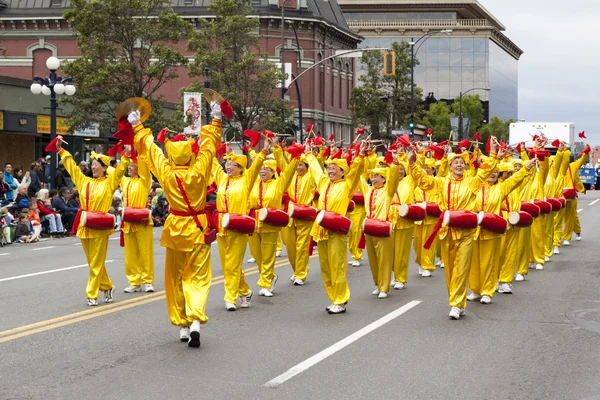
[577,209,583,213]
[264,300,422,388]
[73,243,82,246]
[0,260,115,283]
[109,236,120,240]
[30,246,55,252]
[0,253,10,256]
[589,199,599,206]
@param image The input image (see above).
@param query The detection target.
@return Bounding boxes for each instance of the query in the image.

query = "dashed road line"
[589,199,599,206]
[577,209,583,213]
[0,260,115,283]
[0,253,10,256]
[30,246,55,251]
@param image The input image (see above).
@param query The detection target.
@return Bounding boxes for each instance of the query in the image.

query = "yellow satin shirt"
[388,176,418,230]
[121,154,153,233]
[359,163,400,222]
[58,149,129,239]
[564,151,588,191]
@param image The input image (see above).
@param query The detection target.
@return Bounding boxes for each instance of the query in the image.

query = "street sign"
[579,167,596,185]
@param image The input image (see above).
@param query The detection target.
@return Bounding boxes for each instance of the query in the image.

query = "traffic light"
[383,51,396,76]
[409,116,415,139]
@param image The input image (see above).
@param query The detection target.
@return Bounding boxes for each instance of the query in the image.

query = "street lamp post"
[285,19,303,143]
[30,56,76,189]
[410,29,452,140]
[459,87,491,139]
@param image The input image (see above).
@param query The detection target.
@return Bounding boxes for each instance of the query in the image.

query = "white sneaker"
[289,274,295,282]
[459,308,466,316]
[449,307,461,320]
[498,283,513,294]
[480,295,492,304]
[270,274,278,292]
[418,266,424,275]
[247,257,256,263]
[104,287,116,303]
[439,263,445,269]
[515,274,525,282]
[188,320,201,348]
[467,292,481,301]
[553,246,560,255]
[351,260,361,267]
[545,256,551,262]
[536,263,544,270]
[86,298,98,306]
[434,258,442,267]
[225,302,237,311]
[372,288,380,295]
[563,240,570,246]
[378,292,388,299]
[259,288,273,297]
[390,277,397,286]
[276,250,282,257]
[123,285,141,293]
[575,234,581,241]
[179,327,190,342]
[293,278,305,286]
[529,263,536,270]
[239,290,252,308]
[421,270,432,277]
[327,304,346,314]
[142,283,155,292]
[393,282,405,290]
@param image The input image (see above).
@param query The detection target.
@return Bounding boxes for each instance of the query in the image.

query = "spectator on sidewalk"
[13,168,24,184]
[14,212,37,243]
[79,160,92,178]
[36,189,65,237]
[54,187,79,230]
[68,189,81,209]
[3,163,18,201]
[151,195,169,227]
[0,174,10,206]
[28,162,43,198]
[15,185,29,210]
[55,162,68,190]
[28,199,43,238]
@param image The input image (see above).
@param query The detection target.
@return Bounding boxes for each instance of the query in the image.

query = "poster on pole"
[183,92,202,136]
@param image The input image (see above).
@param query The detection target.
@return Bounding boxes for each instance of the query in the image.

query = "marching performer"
[53,139,130,306]
[468,155,535,304]
[121,155,155,293]
[132,101,223,348]
[212,141,267,311]
[359,150,400,298]
[347,189,366,267]
[306,141,367,314]
[543,149,565,259]
[408,138,500,320]
[561,143,589,244]
[550,144,569,255]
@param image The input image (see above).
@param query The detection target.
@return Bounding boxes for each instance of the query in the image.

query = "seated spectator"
[0,207,15,244]
[68,189,81,209]
[28,162,43,198]
[0,173,9,207]
[36,189,65,237]
[152,195,169,226]
[79,160,92,178]
[14,185,29,210]
[14,212,37,243]
[151,187,163,209]
[13,168,24,184]
[29,199,43,238]
[53,187,79,230]
[109,192,123,230]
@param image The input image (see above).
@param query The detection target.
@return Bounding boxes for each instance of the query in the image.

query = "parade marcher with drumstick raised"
[407,137,500,320]
[561,139,590,244]
[51,138,130,306]
[305,140,367,314]
[131,100,224,348]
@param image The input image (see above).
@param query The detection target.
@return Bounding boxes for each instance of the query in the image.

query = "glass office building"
[341,1,522,122]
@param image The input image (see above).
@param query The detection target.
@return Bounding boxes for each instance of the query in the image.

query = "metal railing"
[346,19,492,29]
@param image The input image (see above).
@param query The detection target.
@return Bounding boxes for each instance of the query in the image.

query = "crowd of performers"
[45,100,590,347]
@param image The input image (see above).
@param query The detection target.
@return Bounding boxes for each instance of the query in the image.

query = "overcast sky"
[482,0,600,144]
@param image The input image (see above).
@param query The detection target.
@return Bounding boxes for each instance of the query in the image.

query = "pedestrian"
[28,162,43,198]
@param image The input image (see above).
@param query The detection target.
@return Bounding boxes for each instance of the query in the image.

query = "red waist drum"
[424,202,442,218]
[558,198,566,207]
[80,211,115,230]
[534,200,552,214]
[313,190,320,201]
[508,211,533,228]
[520,202,540,218]
[399,203,426,221]
[288,203,317,222]
[122,207,151,224]
[362,218,392,238]
[477,212,507,234]
[222,213,256,234]
[258,208,289,227]
[346,200,355,213]
[442,210,478,229]
[316,210,352,235]
[546,198,562,212]
[563,188,577,200]
[352,192,365,205]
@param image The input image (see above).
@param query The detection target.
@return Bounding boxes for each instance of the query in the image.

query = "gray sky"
[483,0,600,144]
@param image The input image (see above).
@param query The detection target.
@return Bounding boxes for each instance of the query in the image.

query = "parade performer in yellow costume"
[359,152,400,298]
[542,149,565,259]
[54,139,130,306]
[248,150,299,297]
[347,189,366,267]
[131,102,222,348]
[550,144,570,255]
[306,141,367,314]
[468,156,534,304]
[212,142,267,311]
[512,157,536,281]
[562,144,589,244]
[408,138,500,320]
[121,155,155,293]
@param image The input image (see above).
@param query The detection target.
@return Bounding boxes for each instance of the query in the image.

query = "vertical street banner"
[183,92,202,136]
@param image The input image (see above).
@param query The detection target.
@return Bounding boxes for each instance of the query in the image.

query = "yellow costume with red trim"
[562,149,588,241]
[521,148,549,266]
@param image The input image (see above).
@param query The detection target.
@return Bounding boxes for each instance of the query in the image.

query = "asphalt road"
[2,192,600,400]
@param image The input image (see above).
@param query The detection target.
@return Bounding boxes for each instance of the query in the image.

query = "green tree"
[451,94,485,138]
[62,0,193,134]
[423,101,452,142]
[479,116,514,144]
[185,0,292,138]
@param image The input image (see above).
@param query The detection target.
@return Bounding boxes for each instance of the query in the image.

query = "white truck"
[509,122,576,147]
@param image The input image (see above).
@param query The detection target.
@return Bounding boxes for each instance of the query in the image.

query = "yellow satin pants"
[413,223,436,271]
[499,228,519,283]
[553,207,565,247]
[530,215,546,264]
[470,237,501,297]
[164,244,211,327]
[440,232,474,309]
[392,227,414,283]
[317,233,350,305]
[282,220,312,280]
[516,226,532,276]
[249,231,279,289]
[217,233,251,304]
[545,211,555,258]
[81,236,113,300]
[277,235,283,252]
[574,212,581,235]
[562,198,578,241]
[123,225,154,286]
[366,234,393,293]
[347,205,366,260]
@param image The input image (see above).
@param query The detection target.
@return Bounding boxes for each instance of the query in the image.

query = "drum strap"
[323,183,332,210]
[369,189,376,218]
[174,175,203,229]
[568,165,573,186]
[70,182,90,235]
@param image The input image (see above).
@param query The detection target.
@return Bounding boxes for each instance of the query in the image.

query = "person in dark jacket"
[14,185,29,210]
[55,163,68,190]
[28,162,43,198]
[53,187,79,229]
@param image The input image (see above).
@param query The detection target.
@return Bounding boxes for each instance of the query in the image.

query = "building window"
[51,0,63,6]
[338,61,343,108]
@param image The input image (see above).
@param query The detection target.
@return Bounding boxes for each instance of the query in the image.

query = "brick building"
[0,0,361,168]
